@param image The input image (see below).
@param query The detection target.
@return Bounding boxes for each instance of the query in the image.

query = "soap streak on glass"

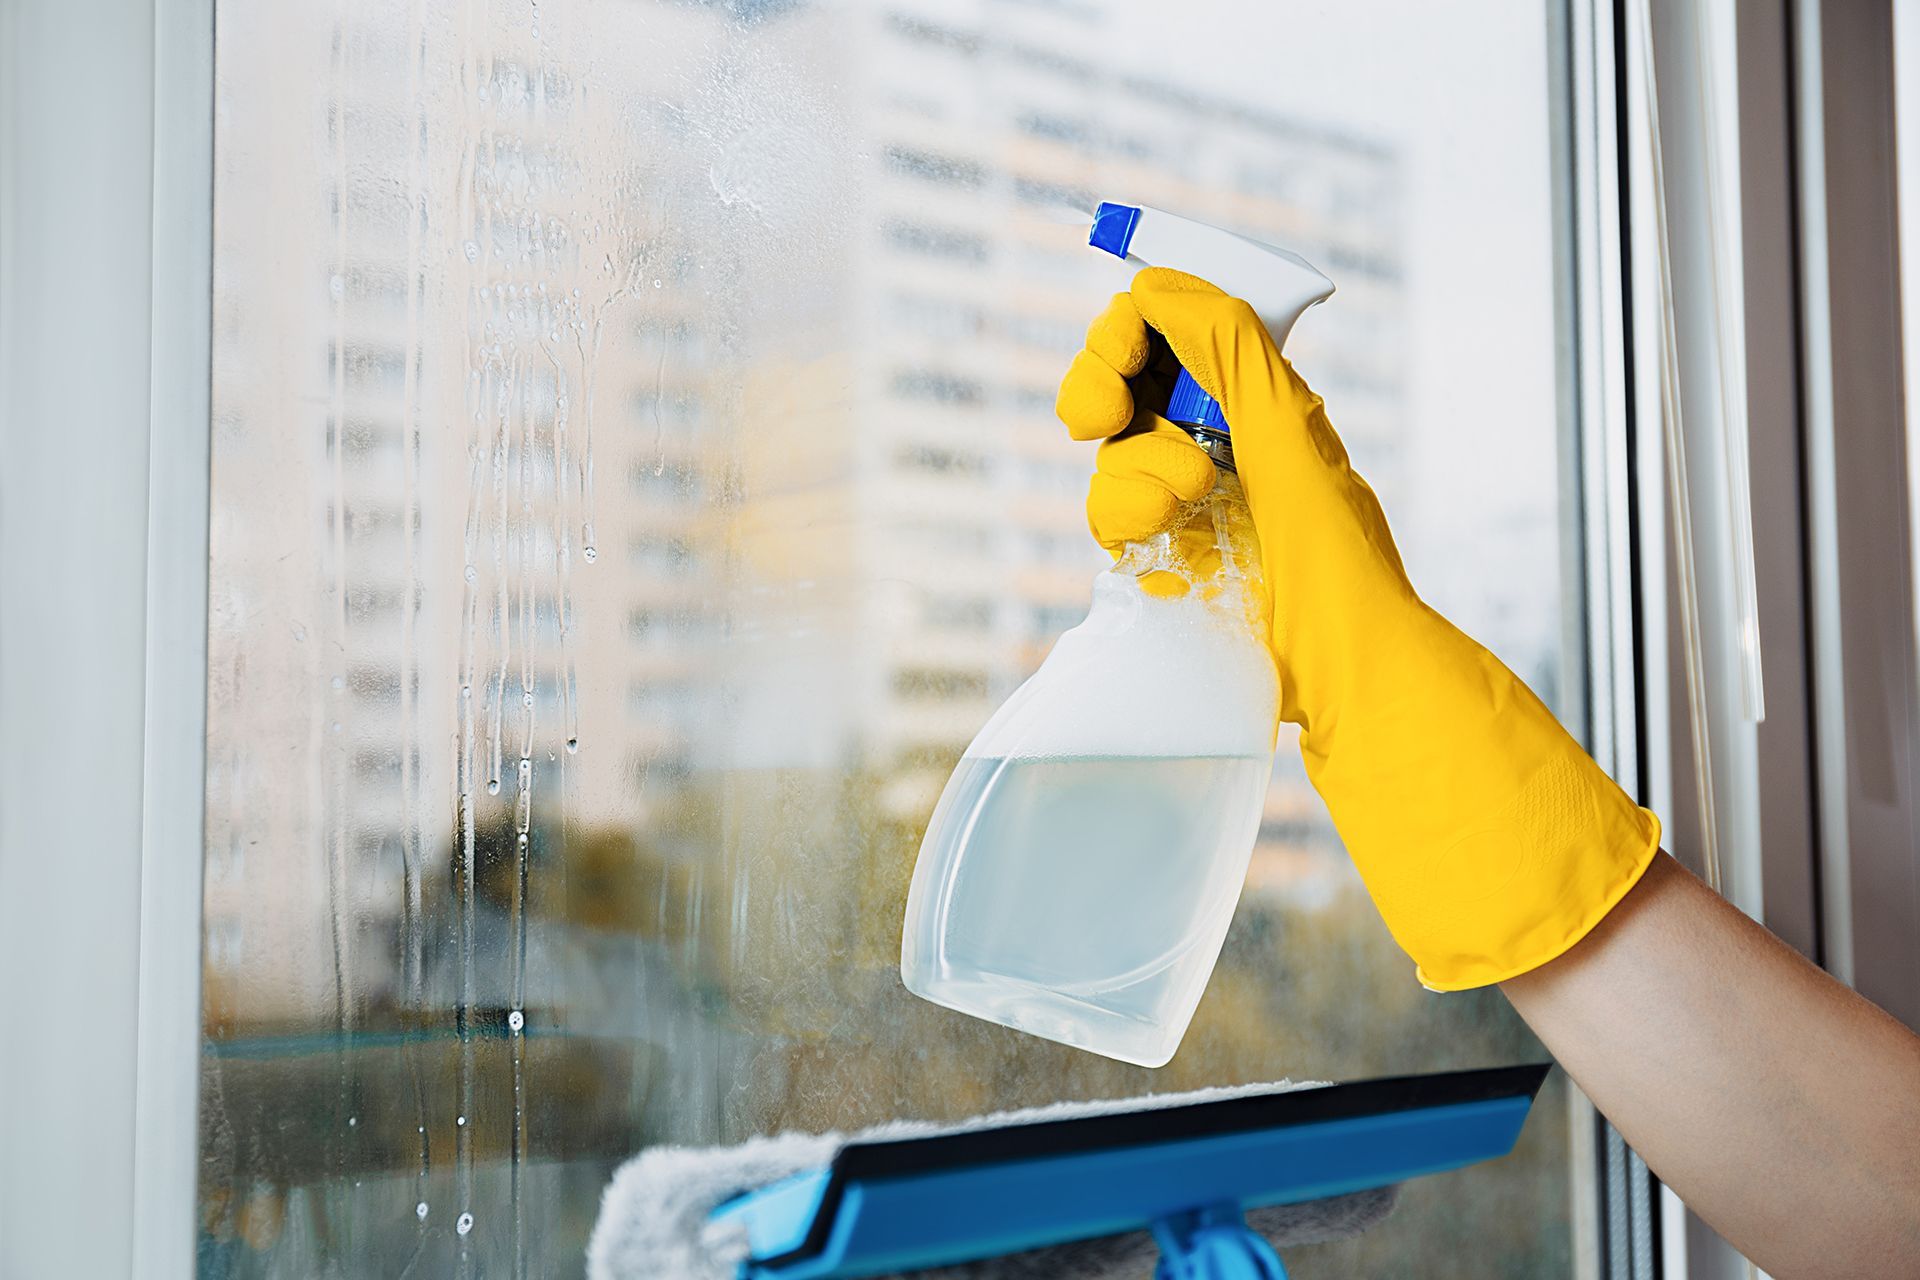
[397,0,433,1246]
[325,0,358,1225]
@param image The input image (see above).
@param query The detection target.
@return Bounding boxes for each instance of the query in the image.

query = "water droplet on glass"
[463,240,480,262]
[486,779,501,796]
[652,278,662,288]
[508,1010,524,1032]
[464,564,477,583]
[416,1202,429,1221]
[329,274,345,299]
[461,684,472,699]
[457,1115,466,1126]
[582,545,597,563]
[456,1212,474,1236]
[522,691,534,709]
[331,721,343,734]
[347,1115,357,1127]
[331,675,344,690]
[565,737,579,754]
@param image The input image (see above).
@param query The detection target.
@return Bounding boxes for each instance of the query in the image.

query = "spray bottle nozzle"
[1089,202,1143,258]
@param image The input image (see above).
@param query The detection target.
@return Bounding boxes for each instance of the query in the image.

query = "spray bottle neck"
[1182,426,1235,473]
[1165,367,1235,472]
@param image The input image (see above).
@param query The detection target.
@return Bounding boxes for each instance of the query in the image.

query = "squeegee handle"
[1150,1204,1289,1280]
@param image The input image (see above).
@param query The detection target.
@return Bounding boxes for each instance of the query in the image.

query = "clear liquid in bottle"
[901,477,1277,1066]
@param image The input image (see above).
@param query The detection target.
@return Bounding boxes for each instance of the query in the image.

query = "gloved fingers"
[1137,571,1190,598]
[1085,291,1151,377]
[1086,472,1182,550]
[1056,349,1135,441]
[1095,421,1217,502]
[1103,522,1223,600]
[1057,294,1153,441]
[1173,523,1224,580]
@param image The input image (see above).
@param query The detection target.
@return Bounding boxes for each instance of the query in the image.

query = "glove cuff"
[1408,797,1663,992]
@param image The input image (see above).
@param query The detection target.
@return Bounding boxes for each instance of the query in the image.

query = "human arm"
[1504,851,1920,1277]
[1056,267,1920,1276]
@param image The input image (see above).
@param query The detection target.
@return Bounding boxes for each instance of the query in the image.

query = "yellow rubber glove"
[1056,268,1662,990]
[1059,297,1226,595]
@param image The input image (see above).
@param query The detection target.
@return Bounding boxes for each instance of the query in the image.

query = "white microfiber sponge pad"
[587,1079,1397,1279]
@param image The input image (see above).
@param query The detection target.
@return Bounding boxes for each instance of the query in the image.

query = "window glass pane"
[202,1,1586,1274]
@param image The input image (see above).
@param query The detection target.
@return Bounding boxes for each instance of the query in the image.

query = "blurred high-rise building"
[203,0,1404,1029]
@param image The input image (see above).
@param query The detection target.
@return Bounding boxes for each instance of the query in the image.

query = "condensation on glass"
[201,1,1582,1273]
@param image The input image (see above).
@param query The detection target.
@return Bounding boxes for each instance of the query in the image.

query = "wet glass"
[201,1,1590,1274]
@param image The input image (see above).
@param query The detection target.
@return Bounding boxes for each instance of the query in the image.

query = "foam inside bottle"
[901,484,1278,1066]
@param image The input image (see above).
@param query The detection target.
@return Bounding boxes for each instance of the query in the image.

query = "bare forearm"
[1501,852,1920,1277]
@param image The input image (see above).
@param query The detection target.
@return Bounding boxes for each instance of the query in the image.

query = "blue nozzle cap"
[1089,202,1141,259]
[1166,368,1227,433]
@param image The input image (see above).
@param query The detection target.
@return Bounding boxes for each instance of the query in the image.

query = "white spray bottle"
[899,203,1334,1067]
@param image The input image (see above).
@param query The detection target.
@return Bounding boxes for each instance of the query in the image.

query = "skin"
[1500,852,1920,1277]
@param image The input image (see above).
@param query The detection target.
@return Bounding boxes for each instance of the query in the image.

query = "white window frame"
[0,0,212,1276]
[1792,0,1920,1026]
[1633,1,1920,1277]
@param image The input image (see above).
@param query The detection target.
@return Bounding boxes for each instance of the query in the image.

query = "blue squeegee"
[707,1063,1550,1279]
